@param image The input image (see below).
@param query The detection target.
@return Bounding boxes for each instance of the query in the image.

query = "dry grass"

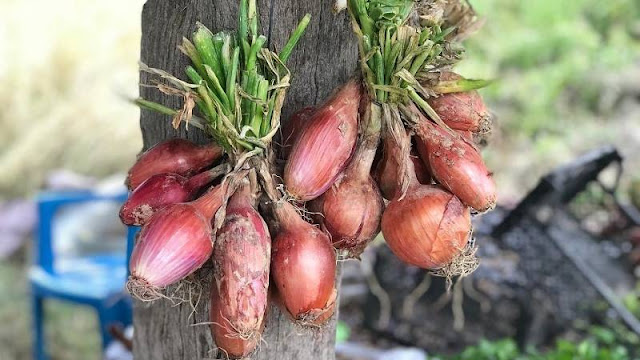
[0,0,145,200]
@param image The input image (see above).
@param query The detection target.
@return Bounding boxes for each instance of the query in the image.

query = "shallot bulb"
[281,106,315,159]
[427,72,491,134]
[126,184,225,298]
[381,126,472,270]
[211,183,270,356]
[382,183,472,269]
[271,202,337,325]
[119,165,228,226]
[311,137,383,257]
[210,284,264,359]
[127,205,212,295]
[126,138,223,190]
[415,118,497,212]
[284,80,361,201]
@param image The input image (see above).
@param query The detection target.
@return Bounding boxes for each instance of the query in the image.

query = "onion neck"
[185,163,230,192]
[383,104,419,198]
[274,201,307,232]
[191,183,227,219]
[346,142,377,181]
[227,180,255,212]
[199,143,224,162]
[348,101,382,180]
[405,152,420,189]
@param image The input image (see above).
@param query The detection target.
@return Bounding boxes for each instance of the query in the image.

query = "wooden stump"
[134,1,357,359]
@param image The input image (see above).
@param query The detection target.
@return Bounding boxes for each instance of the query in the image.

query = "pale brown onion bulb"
[382,184,471,269]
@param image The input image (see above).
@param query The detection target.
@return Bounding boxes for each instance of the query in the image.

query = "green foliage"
[630,178,640,209]
[458,0,640,137]
[451,339,523,360]
[347,0,468,102]
[446,331,632,360]
[336,321,351,343]
[138,0,310,153]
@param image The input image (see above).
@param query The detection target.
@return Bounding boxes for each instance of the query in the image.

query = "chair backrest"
[35,190,128,274]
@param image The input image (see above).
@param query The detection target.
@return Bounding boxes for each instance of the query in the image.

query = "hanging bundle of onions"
[119,0,497,355]
[309,0,495,278]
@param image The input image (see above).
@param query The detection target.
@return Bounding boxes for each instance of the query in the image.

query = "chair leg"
[98,308,114,350]
[118,297,133,327]
[32,295,47,360]
[98,297,133,353]
[99,302,129,350]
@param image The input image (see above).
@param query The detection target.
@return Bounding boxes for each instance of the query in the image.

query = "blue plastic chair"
[29,190,138,360]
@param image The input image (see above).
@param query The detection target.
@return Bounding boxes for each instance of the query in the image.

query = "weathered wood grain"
[135,1,357,359]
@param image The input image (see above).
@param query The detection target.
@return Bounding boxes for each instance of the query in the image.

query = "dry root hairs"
[429,238,479,291]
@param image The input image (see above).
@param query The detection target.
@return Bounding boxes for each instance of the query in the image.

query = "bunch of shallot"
[282,0,496,276]
[121,0,496,357]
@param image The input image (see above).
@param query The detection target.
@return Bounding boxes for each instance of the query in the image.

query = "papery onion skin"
[281,106,315,159]
[456,130,474,143]
[377,136,431,200]
[428,91,491,134]
[382,185,471,269]
[284,80,361,201]
[128,204,213,288]
[272,202,337,325]
[120,174,193,226]
[210,284,263,359]
[416,119,497,212]
[213,184,270,339]
[126,138,223,190]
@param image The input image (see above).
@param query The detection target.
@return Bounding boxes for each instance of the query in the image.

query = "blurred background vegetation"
[0,0,639,359]
[459,0,640,202]
[0,0,144,201]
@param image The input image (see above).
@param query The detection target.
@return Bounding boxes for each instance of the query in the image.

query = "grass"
[0,256,100,360]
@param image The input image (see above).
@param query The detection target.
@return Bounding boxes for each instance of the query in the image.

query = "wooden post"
[134,0,357,359]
